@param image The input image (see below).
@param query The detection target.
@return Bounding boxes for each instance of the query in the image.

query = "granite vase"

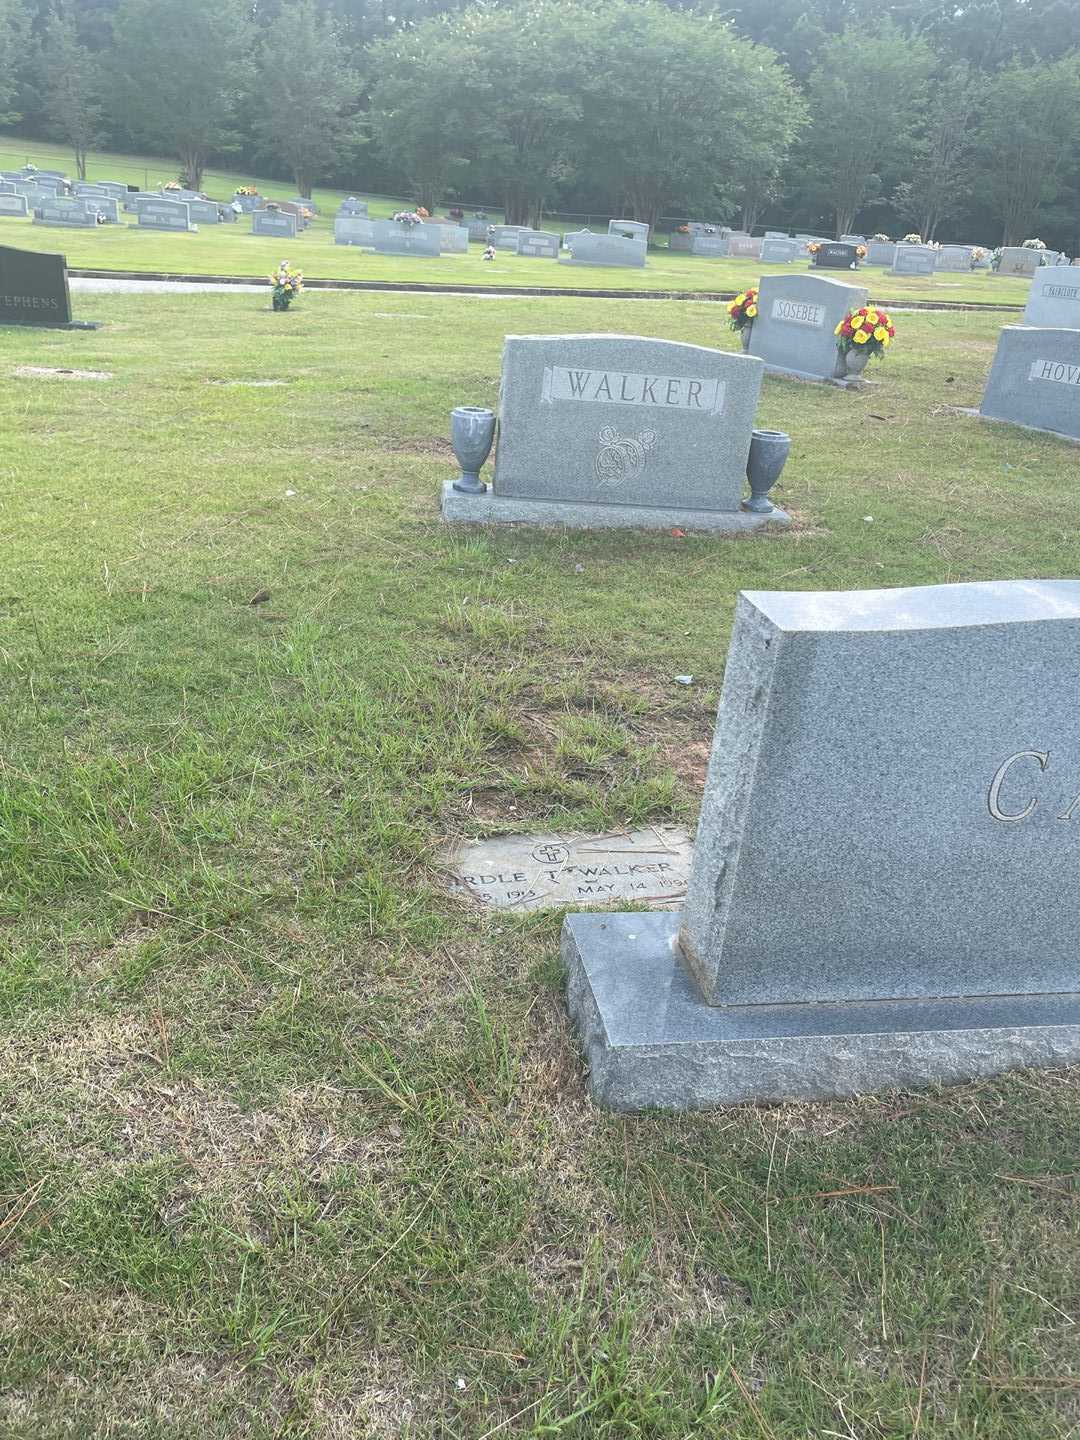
[840,345,872,378]
[739,324,752,352]
[451,406,496,494]
[743,429,790,513]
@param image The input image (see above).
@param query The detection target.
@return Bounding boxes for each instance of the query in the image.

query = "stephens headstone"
[997,247,1041,278]
[1023,267,1080,327]
[0,194,29,218]
[0,242,74,327]
[442,333,787,531]
[760,238,801,264]
[564,579,1080,1109]
[609,219,649,244]
[252,209,298,238]
[727,235,763,259]
[561,233,646,268]
[936,244,974,272]
[813,241,861,270]
[867,241,896,267]
[334,216,375,247]
[979,327,1080,441]
[747,272,867,382]
[891,244,937,276]
[371,220,440,256]
[516,230,560,259]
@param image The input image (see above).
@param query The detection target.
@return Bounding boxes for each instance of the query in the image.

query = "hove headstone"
[891,244,937,276]
[516,230,560,259]
[0,242,73,326]
[444,826,692,912]
[334,216,376,247]
[997,247,1041,278]
[727,235,763,259]
[252,209,298,239]
[813,242,861,270]
[936,244,974,272]
[979,327,1080,441]
[138,198,195,232]
[760,238,801,264]
[562,233,647,268]
[1023,267,1080,327]
[747,272,867,382]
[609,219,649,244]
[33,199,97,229]
[371,220,440,256]
[564,579,1080,1109]
[867,241,896,267]
[0,194,29,218]
[441,333,787,531]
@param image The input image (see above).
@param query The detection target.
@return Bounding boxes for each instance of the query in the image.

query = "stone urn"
[837,345,872,379]
[743,429,790,514]
[451,406,496,494]
[740,325,752,352]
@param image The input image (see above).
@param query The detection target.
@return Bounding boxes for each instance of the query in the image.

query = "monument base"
[440,481,790,531]
[564,912,1080,1111]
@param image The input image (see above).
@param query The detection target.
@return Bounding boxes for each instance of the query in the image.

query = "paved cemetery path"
[69,272,1025,313]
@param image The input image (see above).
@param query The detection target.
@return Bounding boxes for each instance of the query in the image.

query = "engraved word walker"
[541,365,726,415]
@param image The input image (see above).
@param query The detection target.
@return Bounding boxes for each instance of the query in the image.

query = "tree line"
[2,0,1079,247]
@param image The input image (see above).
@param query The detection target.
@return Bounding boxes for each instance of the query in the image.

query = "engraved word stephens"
[987,750,1080,824]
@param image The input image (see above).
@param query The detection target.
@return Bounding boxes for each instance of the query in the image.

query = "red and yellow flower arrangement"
[835,305,896,357]
[728,287,758,331]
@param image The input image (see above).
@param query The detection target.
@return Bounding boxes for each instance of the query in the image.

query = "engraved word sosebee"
[541,365,725,415]
[1028,359,1080,386]
[770,298,825,328]
[987,750,1080,823]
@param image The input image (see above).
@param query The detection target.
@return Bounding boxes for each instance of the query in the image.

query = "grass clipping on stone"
[0,290,1078,1439]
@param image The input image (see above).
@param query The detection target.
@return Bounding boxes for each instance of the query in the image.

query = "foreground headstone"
[0,243,99,328]
[747,273,867,382]
[979,326,1080,441]
[997,247,1041,278]
[891,244,937,276]
[565,579,1080,1109]
[444,827,692,912]
[442,333,787,530]
[1022,267,1080,327]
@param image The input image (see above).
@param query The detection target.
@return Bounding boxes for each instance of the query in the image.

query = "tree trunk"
[75,148,87,181]
[180,148,204,192]
[294,170,311,198]
[835,208,854,239]
[418,182,437,213]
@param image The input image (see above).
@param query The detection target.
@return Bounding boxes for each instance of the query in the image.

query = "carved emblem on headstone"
[594,426,657,486]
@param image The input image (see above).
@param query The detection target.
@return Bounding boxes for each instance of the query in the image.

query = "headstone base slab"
[565,912,1080,1111]
[976,410,1080,445]
[440,480,789,531]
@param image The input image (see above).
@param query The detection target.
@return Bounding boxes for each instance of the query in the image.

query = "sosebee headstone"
[979,327,1080,441]
[442,333,787,531]
[564,579,1080,1109]
[747,273,868,382]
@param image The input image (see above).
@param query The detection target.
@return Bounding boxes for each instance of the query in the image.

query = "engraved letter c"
[987,750,1048,823]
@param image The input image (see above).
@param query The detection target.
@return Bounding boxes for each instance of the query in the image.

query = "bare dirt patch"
[13,366,113,381]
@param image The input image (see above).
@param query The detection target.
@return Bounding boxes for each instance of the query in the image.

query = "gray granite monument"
[252,208,298,239]
[867,241,896,267]
[891,244,937,276]
[371,220,440,256]
[979,327,1080,441]
[813,242,861,270]
[759,238,801,264]
[727,235,762,259]
[334,216,375,246]
[0,194,29,218]
[561,233,647,268]
[1022,267,1080,327]
[488,225,530,251]
[33,199,98,229]
[441,333,787,530]
[935,245,974,272]
[138,199,195,232]
[338,197,368,217]
[565,579,1080,1109]
[609,219,649,244]
[997,247,1041,278]
[747,273,867,382]
[516,230,560,259]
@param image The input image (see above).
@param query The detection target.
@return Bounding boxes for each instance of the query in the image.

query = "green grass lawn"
[1,290,1078,1438]
[0,134,1036,304]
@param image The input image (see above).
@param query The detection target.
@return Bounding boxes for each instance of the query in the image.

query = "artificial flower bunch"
[392,209,424,227]
[1022,238,1047,250]
[677,224,691,234]
[806,241,821,254]
[902,232,922,245]
[972,246,988,262]
[872,233,890,242]
[855,244,868,259]
[235,186,259,196]
[163,180,181,191]
[270,262,304,311]
[728,287,758,331]
[835,305,895,357]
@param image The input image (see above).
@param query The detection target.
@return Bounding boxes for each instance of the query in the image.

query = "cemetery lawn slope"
[0,134,1034,303]
[1,291,1077,1438]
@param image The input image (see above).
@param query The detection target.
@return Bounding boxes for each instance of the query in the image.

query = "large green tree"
[108,0,251,190]
[0,0,30,126]
[892,64,982,241]
[797,21,933,237]
[39,6,104,179]
[973,54,1080,244]
[250,0,360,197]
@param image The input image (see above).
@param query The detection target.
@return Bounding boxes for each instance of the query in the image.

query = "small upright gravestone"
[561,233,646,268]
[979,327,1080,441]
[759,238,801,264]
[891,245,937,276]
[185,198,224,225]
[936,245,974,272]
[747,273,868,382]
[727,235,762,259]
[997,247,1041,278]
[0,194,29,218]
[609,219,649,244]
[334,216,375,247]
[441,333,787,531]
[516,230,560,259]
[252,209,298,239]
[564,579,1080,1109]
[371,220,440,256]
[813,241,861,270]
[338,197,367,217]
[1023,267,1080,327]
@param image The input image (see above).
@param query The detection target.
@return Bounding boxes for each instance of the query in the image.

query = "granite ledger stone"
[564,580,1080,1108]
[979,327,1080,440]
[747,273,867,381]
[441,333,788,531]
